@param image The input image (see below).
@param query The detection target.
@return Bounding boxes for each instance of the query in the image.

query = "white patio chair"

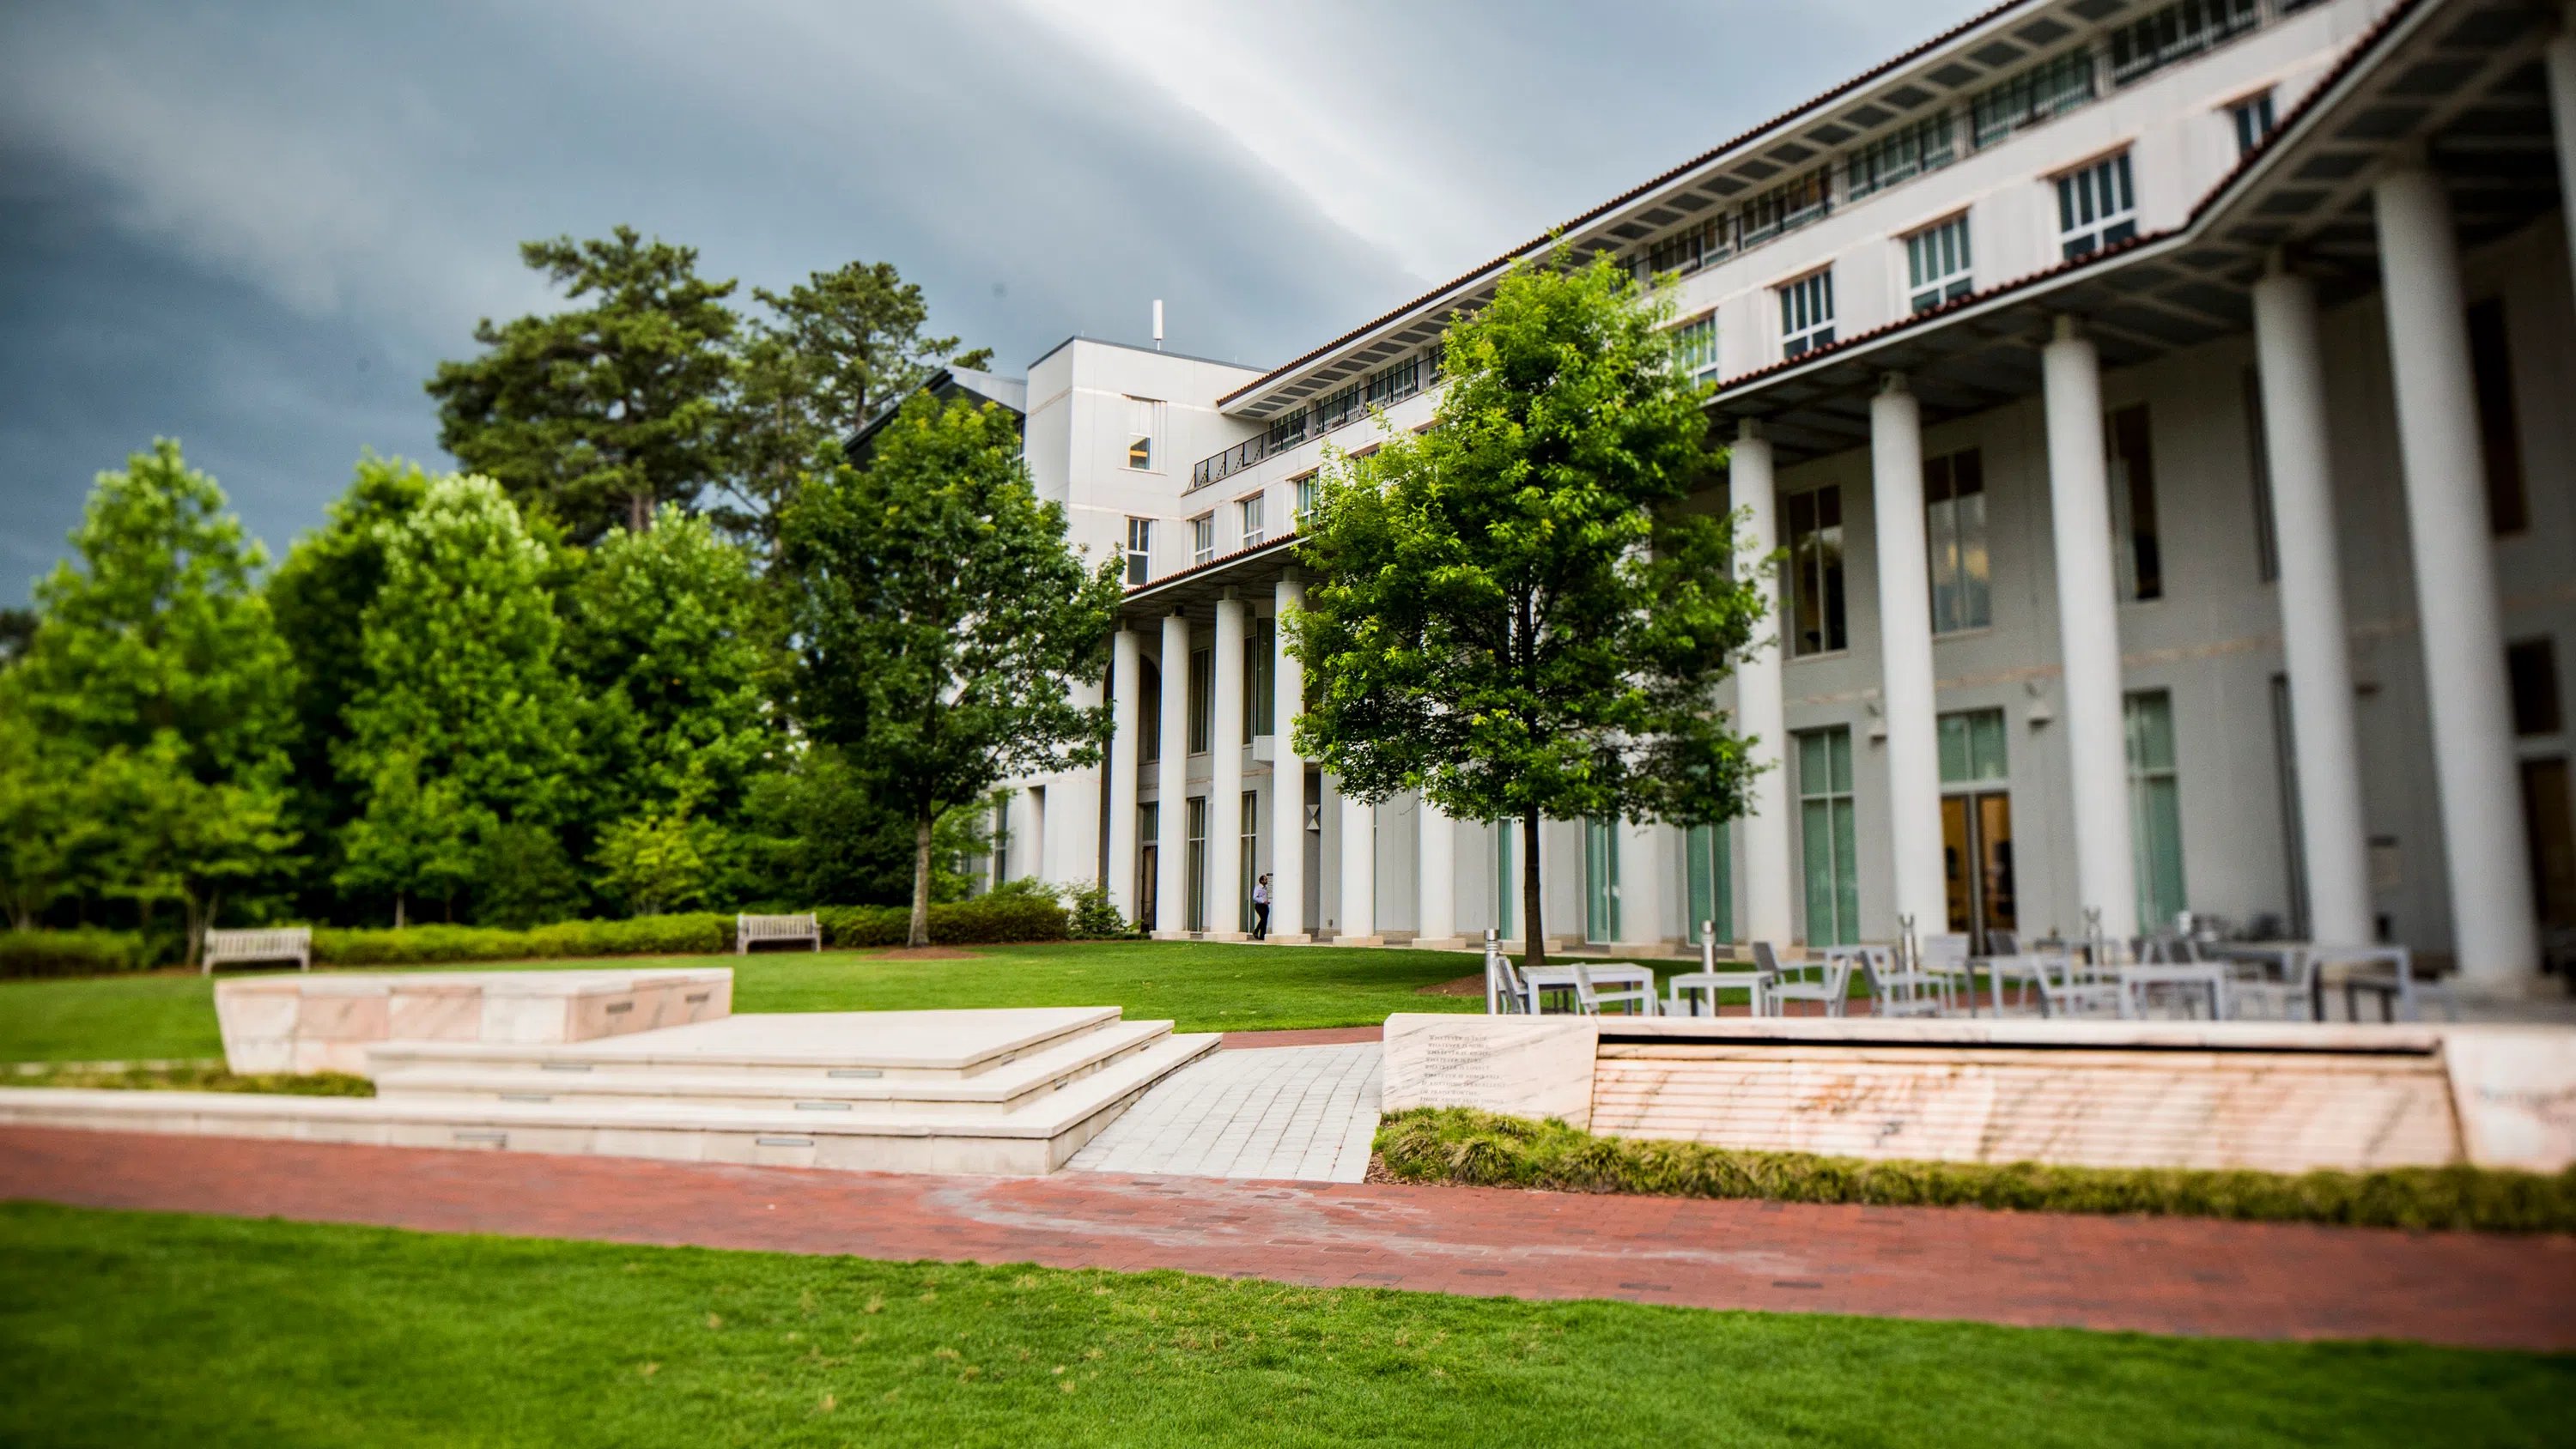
[1754,941,1849,1017]
[2227,948,2317,1022]
[1571,962,1658,1016]
[2015,951,2123,1019]
[2312,944,2449,1023]
[1852,945,1952,1018]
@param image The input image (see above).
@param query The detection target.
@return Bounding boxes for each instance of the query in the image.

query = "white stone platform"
[216,967,734,1075]
[14,999,1218,1176]
[1065,1042,1382,1183]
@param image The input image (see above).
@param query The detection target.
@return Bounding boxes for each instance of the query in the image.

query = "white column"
[1416,802,1458,948]
[2547,6,2576,306]
[2373,164,2539,986]
[1270,574,1309,941]
[1208,591,1249,939]
[1106,627,1141,922]
[1338,787,1379,945]
[2042,317,2139,939]
[1870,375,1948,936]
[2251,268,2373,946]
[1618,819,1664,950]
[1732,421,1795,947]
[1154,612,1190,939]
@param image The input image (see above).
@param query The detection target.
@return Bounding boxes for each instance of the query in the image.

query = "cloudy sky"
[0,0,1975,601]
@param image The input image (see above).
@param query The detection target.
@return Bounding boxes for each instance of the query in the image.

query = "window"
[2109,0,2261,87]
[1938,708,2009,785]
[1190,513,1215,568]
[1187,646,1212,754]
[1292,474,1319,529]
[1905,215,1973,313]
[2228,89,2277,157]
[1971,50,2096,149]
[2125,690,2188,932]
[1247,616,1276,739]
[2529,759,2576,929]
[2107,405,2162,600]
[1645,217,1732,276]
[1583,817,1621,944]
[1672,313,1719,385]
[2510,639,2563,737]
[1237,493,1265,550]
[2466,298,2528,534]
[1126,397,1160,471]
[1238,791,1261,934]
[2057,152,2138,259]
[1848,115,1956,200]
[1136,802,1159,931]
[1686,823,1733,945]
[1784,485,1848,657]
[2242,367,2279,583]
[1184,796,1208,933]
[1743,171,1831,246]
[1139,658,1162,762]
[1124,518,1153,586]
[1924,447,1990,634]
[1797,727,1860,947]
[1778,270,1834,359]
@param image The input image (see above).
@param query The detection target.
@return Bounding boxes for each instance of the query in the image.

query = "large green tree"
[1292,252,1766,967]
[3,441,300,955]
[777,397,1120,946]
[428,228,738,540]
[724,260,990,541]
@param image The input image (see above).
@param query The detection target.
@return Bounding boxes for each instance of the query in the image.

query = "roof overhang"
[1115,534,1306,628]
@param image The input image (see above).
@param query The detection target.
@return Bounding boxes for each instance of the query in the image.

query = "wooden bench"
[202,927,312,976]
[737,912,823,955]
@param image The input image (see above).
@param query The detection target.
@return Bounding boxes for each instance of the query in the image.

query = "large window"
[2108,405,2162,601]
[2467,298,2528,534]
[1937,707,2009,786]
[1784,485,1848,657]
[1246,616,1276,739]
[1778,270,1834,359]
[1645,217,1731,277]
[1583,817,1621,944]
[1292,473,1319,530]
[1848,115,1955,200]
[1138,658,1162,763]
[1187,646,1213,754]
[1126,397,1160,471]
[2110,0,2260,87]
[1797,727,1860,947]
[1971,50,2095,149]
[1190,513,1215,568]
[2228,89,2277,157]
[1238,791,1261,934]
[2510,638,2563,737]
[1238,492,1266,550]
[1924,446,1990,634]
[1124,518,1153,586]
[1672,313,1719,386]
[2057,152,2138,259]
[1742,170,1831,246]
[1686,823,1733,945]
[1905,215,1973,313]
[1494,828,1517,941]
[2125,690,2187,932]
[1184,796,1208,933]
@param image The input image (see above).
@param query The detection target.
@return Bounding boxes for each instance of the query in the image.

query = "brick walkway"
[4,1125,2570,1350]
[1066,1043,1380,1182]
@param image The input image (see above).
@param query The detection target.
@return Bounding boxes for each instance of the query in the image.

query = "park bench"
[737,912,823,955]
[202,927,312,976]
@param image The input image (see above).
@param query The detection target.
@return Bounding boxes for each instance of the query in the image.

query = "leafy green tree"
[724,260,991,541]
[428,228,738,540]
[341,473,580,917]
[743,753,993,907]
[594,804,709,917]
[332,749,483,928]
[0,714,82,931]
[475,822,586,930]
[778,396,1120,945]
[3,441,300,957]
[0,607,35,666]
[1292,252,1765,967]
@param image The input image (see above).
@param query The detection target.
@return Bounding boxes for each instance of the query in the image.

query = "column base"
[1254,931,1313,945]
[1150,930,1193,942]
[1409,936,1471,952]
[1201,931,1248,943]
[1332,935,1387,948]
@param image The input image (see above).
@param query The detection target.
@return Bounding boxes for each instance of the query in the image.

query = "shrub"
[812,897,1069,948]
[0,929,155,979]
[1373,1106,2576,1235]
[312,914,729,967]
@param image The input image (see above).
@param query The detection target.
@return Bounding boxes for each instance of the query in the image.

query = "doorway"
[1137,802,1159,931]
[1941,791,2016,953]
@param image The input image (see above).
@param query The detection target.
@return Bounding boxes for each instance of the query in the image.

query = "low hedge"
[0,929,156,980]
[312,915,732,967]
[1373,1106,2576,1235]
[1,1064,374,1097]
[814,897,1071,948]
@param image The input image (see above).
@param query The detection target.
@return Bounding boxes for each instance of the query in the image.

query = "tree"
[1291,251,1766,968]
[428,227,738,540]
[0,714,82,931]
[743,750,994,907]
[778,396,1121,946]
[332,749,483,928]
[3,441,300,959]
[595,804,709,918]
[722,260,991,542]
[340,473,580,919]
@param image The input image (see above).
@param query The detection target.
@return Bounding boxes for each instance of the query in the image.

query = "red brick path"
[6,1128,2570,1349]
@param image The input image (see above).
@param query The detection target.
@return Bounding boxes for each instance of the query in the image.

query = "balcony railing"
[1192,354,1430,488]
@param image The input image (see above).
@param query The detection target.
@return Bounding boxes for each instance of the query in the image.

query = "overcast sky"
[0,0,1977,602]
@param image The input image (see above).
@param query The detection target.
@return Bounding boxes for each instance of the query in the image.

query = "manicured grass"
[1,1203,2566,1448]
[0,942,1482,1064]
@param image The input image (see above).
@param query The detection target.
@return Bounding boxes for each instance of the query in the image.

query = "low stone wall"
[216,968,735,1076]
[1382,1014,2576,1174]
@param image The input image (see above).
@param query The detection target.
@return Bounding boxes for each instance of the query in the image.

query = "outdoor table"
[1516,963,1656,1016]
[2117,962,2232,1020]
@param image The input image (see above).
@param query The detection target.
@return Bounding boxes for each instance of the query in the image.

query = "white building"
[987,0,2576,994]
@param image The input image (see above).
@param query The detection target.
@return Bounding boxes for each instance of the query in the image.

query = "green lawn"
[1,1203,2564,1448]
[0,942,1484,1064]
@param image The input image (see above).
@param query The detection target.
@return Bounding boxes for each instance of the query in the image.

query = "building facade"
[987,0,2576,992]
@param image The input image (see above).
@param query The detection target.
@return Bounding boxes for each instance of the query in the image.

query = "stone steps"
[363,1006,1126,1082]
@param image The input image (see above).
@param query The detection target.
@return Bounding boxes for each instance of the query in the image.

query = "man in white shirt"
[1250,874,1272,940]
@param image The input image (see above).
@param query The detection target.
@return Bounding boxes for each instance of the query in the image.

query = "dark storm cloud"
[0,0,1975,600]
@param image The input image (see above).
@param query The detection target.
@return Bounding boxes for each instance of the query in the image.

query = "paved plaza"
[1066,1041,1382,1184]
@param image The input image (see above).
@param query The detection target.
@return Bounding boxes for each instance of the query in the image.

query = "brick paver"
[1069,1043,1380,1182]
[4,1125,2570,1350]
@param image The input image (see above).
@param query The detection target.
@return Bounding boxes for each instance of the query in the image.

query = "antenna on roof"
[1152,299,1164,350]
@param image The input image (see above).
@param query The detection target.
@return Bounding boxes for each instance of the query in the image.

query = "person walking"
[1251,874,1272,940]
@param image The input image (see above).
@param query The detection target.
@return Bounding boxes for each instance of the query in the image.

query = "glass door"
[1136,802,1159,931]
[1583,817,1620,944]
[1941,792,2017,953]
[1686,823,1732,944]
